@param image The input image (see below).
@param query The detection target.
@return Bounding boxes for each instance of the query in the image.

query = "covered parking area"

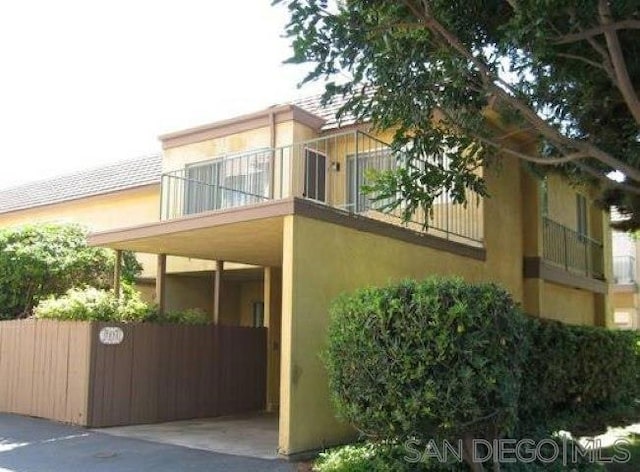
[90,197,379,457]
[89,200,289,454]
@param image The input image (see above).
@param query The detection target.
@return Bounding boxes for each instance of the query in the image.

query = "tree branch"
[598,0,640,125]
[401,0,640,183]
[556,52,609,72]
[553,19,640,44]
[573,161,640,195]
[475,135,589,165]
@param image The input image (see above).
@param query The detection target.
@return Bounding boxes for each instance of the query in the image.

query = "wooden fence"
[0,320,267,427]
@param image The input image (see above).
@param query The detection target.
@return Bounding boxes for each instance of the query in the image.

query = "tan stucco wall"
[279,153,527,454]
[162,122,295,173]
[165,274,214,316]
[239,281,264,326]
[541,282,595,325]
[613,291,635,309]
[278,153,612,455]
[0,186,160,278]
[0,185,159,231]
[546,174,580,228]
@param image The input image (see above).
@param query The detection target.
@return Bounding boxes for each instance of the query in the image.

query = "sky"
[0,0,325,190]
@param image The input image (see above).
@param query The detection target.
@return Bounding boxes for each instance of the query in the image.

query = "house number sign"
[99,327,124,345]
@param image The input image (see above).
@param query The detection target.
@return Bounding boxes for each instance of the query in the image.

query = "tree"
[277,0,640,229]
[0,224,141,319]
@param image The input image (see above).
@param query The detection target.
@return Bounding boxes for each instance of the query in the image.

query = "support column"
[156,254,167,315]
[521,171,544,316]
[213,260,224,324]
[264,266,282,412]
[113,249,122,300]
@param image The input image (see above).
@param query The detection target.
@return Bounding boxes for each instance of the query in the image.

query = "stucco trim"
[292,198,487,261]
[159,105,326,149]
[523,257,608,294]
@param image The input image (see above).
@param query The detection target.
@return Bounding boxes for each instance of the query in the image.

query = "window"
[185,163,220,214]
[303,148,326,202]
[183,150,271,214]
[576,194,588,237]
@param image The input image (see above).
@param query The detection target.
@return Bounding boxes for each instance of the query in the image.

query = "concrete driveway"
[98,412,279,459]
[0,414,295,472]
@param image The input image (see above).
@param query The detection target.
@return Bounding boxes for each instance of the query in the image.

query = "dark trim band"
[523,256,608,294]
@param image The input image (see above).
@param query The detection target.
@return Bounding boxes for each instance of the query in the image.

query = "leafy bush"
[325,277,530,461]
[0,223,141,319]
[34,285,154,323]
[314,441,447,472]
[518,318,640,437]
[325,277,640,470]
[314,440,603,472]
[153,308,211,325]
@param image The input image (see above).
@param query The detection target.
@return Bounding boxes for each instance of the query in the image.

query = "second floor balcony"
[160,131,484,247]
[542,216,604,280]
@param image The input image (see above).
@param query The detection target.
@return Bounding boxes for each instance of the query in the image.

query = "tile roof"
[293,93,364,130]
[0,154,161,215]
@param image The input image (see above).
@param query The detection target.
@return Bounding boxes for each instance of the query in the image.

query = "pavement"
[98,413,280,459]
[0,413,295,472]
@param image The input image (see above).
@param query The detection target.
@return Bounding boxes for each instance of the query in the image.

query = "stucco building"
[0,96,614,456]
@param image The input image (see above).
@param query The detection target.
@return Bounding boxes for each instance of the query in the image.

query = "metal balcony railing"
[160,148,272,220]
[542,217,604,279]
[613,255,636,284]
[160,131,484,245]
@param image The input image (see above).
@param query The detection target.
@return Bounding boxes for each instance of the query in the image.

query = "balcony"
[160,131,483,246]
[542,216,604,280]
[613,255,636,285]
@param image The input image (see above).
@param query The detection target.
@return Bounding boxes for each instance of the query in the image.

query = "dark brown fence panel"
[0,320,92,425]
[0,320,267,428]
[88,323,267,427]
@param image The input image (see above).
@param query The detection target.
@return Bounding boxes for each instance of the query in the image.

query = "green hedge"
[325,277,640,469]
[519,318,640,436]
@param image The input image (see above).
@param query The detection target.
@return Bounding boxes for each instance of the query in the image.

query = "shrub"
[314,441,447,472]
[325,277,640,470]
[34,285,154,323]
[157,308,211,325]
[314,440,604,472]
[0,223,141,319]
[325,277,530,465]
[518,318,640,437]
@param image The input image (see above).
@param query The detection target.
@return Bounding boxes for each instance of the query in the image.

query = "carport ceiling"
[90,216,284,267]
